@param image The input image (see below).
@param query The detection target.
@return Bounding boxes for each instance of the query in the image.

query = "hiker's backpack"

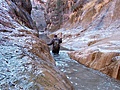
[53,39,59,49]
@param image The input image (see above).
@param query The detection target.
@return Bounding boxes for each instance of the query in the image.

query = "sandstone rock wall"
[6,0,37,30]
[45,0,92,31]
[0,0,73,89]
[67,0,120,80]
[31,0,47,31]
[50,0,120,80]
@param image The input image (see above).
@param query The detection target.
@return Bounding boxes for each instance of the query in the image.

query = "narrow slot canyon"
[0,0,120,90]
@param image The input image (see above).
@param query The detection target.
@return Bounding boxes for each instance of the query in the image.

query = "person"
[47,35,62,54]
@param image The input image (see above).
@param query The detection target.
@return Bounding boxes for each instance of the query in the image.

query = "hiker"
[47,35,62,54]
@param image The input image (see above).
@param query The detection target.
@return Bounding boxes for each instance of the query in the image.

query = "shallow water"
[51,50,120,90]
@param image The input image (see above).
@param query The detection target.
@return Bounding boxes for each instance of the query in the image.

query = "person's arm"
[47,40,53,45]
[59,38,62,43]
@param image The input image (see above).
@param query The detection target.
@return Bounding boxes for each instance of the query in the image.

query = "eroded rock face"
[31,0,47,31]
[0,0,73,89]
[51,0,120,80]
[68,37,120,79]
[6,0,36,30]
[45,0,74,31]
[45,0,91,31]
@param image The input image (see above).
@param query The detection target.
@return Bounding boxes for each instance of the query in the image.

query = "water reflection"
[51,51,120,90]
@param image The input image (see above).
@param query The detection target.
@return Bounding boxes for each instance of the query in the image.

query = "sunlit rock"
[0,0,74,89]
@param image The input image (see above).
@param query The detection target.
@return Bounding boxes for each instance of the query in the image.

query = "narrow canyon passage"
[1,0,120,89]
[51,50,120,90]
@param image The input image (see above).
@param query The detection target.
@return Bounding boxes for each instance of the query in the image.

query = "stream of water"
[51,50,120,90]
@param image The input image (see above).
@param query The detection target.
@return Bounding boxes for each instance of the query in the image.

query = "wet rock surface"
[0,0,73,90]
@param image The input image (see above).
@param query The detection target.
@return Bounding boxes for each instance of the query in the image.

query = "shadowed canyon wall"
[46,0,120,80]
[0,0,74,89]
[31,0,47,31]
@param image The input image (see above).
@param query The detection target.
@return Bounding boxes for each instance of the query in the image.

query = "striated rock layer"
[0,0,73,89]
[50,0,120,80]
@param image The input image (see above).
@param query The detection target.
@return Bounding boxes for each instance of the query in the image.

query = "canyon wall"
[31,0,47,31]
[47,0,120,80]
[0,0,73,89]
